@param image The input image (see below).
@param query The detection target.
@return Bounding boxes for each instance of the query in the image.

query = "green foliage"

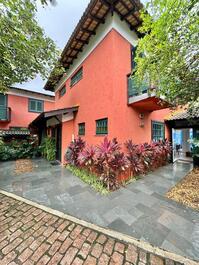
[135,0,199,106]
[0,0,60,92]
[0,137,40,161]
[67,165,109,195]
[40,137,56,161]
[189,138,199,157]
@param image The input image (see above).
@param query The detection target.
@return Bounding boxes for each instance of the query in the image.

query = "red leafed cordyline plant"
[78,145,97,172]
[66,137,171,191]
[125,140,171,177]
[94,137,129,191]
[65,137,85,167]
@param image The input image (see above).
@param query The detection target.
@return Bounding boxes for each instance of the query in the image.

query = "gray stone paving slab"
[0,158,198,261]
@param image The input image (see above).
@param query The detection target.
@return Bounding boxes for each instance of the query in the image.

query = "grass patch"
[66,165,109,195]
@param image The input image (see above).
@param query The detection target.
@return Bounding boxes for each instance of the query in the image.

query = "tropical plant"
[67,165,109,195]
[95,137,129,191]
[65,137,85,166]
[78,145,97,172]
[125,140,171,176]
[125,140,145,175]
[0,0,60,93]
[40,137,56,161]
[0,137,40,161]
[135,0,199,107]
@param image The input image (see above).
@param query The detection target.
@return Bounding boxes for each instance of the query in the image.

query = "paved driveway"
[0,159,198,261]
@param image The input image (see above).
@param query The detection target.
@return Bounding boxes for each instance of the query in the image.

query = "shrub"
[95,137,129,191]
[78,145,96,172]
[0,137,40,161]
[150,140,171,169]
[125,140,145,175]
[65,137,85,166]
[40,137,56,161]
[125,140,171,176]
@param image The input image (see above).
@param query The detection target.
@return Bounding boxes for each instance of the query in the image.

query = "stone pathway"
[0,193,195,265]
[0,159,199,261]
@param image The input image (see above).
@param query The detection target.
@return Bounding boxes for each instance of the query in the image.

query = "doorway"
[172,128,193,162]
[52,125,62,162]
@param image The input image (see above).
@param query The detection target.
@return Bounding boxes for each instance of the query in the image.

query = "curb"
[0,189,198,265]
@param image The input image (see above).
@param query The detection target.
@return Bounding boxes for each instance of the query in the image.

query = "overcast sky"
[17,0,91,95]
[17,0,147,95]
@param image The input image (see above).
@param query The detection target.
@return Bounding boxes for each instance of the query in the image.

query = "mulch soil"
[166,168,199,211]
[15,159,34,175]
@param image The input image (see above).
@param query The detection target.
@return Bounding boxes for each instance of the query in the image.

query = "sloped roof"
[0,129,30,137]
[45,0,143,91]
[29,106,79,127]
[166,110,199,121]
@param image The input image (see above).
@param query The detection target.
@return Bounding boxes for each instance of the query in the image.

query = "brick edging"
[0,189,197,265]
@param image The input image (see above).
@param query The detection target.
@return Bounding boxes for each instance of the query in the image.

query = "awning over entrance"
[29,106,79,128]
[166,110,199,129]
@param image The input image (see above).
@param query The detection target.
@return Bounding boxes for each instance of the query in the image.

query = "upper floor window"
[59,86,66,97]
[70,67,83,87]
[29,98,44,113]
[78,122,85,136]
[96,118,108,135]
[0,94,7,107]
[152,121,165,141]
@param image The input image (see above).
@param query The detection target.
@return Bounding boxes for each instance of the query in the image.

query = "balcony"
[127,76,169,111]
[0,107,11,122]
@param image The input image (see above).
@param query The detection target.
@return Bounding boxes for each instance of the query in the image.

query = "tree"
[135,0,199,107]
[0,0,59,93]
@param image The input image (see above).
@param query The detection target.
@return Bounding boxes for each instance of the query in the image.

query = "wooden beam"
[100,0,111,7]
[89,14,105,24]
[81,28,96,35]
[120,0,139,24]
[75,38,89,45]
[72,47,83,52]
[121,7,137,20]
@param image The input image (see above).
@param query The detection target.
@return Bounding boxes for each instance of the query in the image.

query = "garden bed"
[65,137,171,194]
[166,168,199,211]
[67,165,109,195]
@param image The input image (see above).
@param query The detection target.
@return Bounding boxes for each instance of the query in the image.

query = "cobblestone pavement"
[0,159,199,261]
[0,193,188,265]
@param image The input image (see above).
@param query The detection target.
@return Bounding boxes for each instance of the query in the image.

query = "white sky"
[17,0,147,95]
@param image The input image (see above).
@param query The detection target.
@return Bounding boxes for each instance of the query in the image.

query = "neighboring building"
[30,0,198,163]
[0,87,55,138]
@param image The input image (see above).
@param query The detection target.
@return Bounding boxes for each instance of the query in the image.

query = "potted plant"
[189,138,199,167]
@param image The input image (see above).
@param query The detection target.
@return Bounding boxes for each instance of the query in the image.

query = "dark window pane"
[96,118,108,135]
[59,86,66,97]
[0,94,6,106]
[71,68,83,87]
[29,99,43,113]
[78,123,85,136]
[152,121,165,141]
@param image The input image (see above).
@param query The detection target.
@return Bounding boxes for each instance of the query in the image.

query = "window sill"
[28,110,43,113]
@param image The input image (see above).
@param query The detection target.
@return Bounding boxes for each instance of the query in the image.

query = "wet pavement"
[0,159,198,261]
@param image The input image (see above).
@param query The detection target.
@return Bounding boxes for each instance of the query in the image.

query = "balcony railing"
[127,75,148,98]
[0,107,11,122]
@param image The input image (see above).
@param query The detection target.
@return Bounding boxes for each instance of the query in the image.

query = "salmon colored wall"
[61,120,74,162]
[0,94,54,130]
[54,29,171,161]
